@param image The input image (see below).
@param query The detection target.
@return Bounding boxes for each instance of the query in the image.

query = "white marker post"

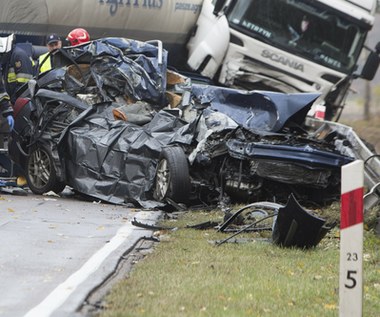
[339,160,364,317]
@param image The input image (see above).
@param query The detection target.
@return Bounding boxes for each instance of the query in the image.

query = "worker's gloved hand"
[7,115,14,131]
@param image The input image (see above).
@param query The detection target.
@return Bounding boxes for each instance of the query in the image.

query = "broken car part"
[272,194,335,248]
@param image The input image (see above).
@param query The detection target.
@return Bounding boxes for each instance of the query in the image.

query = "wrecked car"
[9,37,354,208]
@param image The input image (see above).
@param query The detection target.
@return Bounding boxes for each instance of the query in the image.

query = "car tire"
[26,144,64,195]
[154,146,190,204]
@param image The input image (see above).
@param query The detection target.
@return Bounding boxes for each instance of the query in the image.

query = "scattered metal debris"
[215,194,334,248]
[131,218,177,231]
[131,218,218,231]
[131,194,334,248]
[215,214,277,246]
[217,202,282,232]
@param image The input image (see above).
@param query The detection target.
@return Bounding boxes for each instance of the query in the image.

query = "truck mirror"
[213,0,226,15]
[361,42,380,81]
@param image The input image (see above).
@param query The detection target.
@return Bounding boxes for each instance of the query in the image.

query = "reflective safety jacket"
[0,75,12,118]
[6,46,35,103]
[38,52,51,74]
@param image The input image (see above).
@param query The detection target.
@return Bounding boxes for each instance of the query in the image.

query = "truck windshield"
[226,0,369,74]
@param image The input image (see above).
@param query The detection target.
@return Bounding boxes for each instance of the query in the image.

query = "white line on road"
[24,212,153,317]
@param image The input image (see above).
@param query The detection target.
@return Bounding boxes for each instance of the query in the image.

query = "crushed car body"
[9,37,355,208]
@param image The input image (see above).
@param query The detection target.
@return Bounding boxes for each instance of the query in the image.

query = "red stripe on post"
[341,187,364,229]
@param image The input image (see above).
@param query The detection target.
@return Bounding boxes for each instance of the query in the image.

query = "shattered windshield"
[226,0,368,74]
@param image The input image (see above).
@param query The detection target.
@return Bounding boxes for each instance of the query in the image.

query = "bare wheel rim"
[155,158,170,200]
[28,148,52,189]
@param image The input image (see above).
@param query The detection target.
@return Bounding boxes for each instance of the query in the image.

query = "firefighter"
[0,35,15,131]
[0,36,24,185]
[66,28,91,46]
[2,34,35,104]
[38,33,62,74]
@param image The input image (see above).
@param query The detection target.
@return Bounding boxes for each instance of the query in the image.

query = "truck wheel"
[154,146,190,204]
[26,145,63,195]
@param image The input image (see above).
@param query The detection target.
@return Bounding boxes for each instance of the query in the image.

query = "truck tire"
[154,146,190,204]
[26,144,64,195]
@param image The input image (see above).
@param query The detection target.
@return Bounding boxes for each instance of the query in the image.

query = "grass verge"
[341,115,380,154]
[98,207,380,317]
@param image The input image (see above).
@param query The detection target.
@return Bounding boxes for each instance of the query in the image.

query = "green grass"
[341,115,380,154]
[98,209,380,317]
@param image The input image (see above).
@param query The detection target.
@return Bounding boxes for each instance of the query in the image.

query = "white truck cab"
[187,0,380,120]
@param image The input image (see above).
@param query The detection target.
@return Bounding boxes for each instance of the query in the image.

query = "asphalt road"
[0,187,161,317]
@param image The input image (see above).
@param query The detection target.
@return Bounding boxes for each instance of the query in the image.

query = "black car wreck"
[9,37,354,209]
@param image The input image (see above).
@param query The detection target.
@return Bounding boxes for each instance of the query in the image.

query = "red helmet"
[67,28,90,46]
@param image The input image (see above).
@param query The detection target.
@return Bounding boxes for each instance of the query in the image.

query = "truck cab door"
[186,0,230,79]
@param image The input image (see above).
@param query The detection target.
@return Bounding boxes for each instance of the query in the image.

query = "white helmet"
[0,34,15,54]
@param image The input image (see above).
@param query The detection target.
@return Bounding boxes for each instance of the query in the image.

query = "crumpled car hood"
[191,84,320,133]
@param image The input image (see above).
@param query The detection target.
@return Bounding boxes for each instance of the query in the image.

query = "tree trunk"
[364,81,371,121]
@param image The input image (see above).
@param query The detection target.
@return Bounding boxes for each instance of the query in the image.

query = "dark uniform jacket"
[5,45,34,104]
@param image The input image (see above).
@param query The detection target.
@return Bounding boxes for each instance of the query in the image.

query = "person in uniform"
[2,34,35,104]
[0,34,15,131]
[38,33,62,74]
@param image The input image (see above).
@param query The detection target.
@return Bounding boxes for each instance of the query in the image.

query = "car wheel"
[154,146,190,204]
[26,145,64,195]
